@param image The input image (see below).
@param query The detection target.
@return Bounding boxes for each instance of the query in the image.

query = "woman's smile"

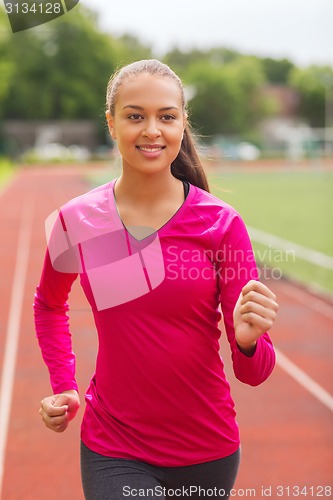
[136,144,166,158]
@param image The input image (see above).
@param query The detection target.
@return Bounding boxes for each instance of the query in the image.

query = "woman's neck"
[113,169,186,233]
[114,170,183,206]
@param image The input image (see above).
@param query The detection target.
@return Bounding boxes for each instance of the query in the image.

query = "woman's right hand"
[39,389,80,433]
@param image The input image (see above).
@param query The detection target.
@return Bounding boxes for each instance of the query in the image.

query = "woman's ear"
[106,110,116,140]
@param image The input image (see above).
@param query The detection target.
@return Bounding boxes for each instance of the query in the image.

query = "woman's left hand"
[233,280,279,355]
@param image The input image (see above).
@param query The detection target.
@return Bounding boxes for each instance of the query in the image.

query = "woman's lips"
[136,145,166,158]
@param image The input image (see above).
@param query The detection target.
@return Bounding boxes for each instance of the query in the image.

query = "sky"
[81,0,333,67]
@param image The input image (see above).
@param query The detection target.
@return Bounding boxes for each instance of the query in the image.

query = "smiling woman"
[34,59,278,500]
[105,59,209,191]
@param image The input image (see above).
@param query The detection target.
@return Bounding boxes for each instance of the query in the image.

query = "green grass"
[209,168,333,295]
[0,157,14,188]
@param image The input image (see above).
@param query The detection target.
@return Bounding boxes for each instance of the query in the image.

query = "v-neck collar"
[108,178,194,241]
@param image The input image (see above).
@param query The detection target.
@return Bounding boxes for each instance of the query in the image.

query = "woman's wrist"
[236,339,257,356]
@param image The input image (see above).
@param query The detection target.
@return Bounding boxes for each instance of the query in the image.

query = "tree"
[184,57,269,137]
[113,34,152,65]
[163,47,241,78]
[261,57,295,84]
[288,65,333,127]
[0,9,16,117]
[0,5,152,120]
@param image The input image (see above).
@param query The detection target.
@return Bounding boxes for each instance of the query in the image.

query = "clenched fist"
[233,280,279,355]
[39,389,80,433]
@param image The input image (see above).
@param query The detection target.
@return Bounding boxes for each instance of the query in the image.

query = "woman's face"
[107,74,186,176]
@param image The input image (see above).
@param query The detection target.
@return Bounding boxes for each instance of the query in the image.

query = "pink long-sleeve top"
[34,179,275,467]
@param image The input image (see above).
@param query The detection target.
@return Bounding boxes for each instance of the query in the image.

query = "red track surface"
[0,167,332,499]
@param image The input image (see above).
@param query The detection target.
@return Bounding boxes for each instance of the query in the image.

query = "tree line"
[0,4,332,144]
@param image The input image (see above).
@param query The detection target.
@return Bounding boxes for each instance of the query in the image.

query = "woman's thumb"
[53,393,69,409]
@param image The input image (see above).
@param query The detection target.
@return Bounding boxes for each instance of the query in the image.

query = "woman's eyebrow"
[122,105,179,111]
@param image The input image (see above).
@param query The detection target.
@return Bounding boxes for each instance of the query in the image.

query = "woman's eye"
[128,114,143,120]
[161,115,175,121]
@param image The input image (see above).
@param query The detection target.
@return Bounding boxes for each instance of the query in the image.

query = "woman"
[35,59,278,499]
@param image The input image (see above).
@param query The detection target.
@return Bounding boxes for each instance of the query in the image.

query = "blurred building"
[1,120,99,157]
[259,84,326,159]
[263,84,300,118]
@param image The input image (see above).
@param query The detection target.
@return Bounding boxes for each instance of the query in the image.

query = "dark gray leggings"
[81,442,240,499]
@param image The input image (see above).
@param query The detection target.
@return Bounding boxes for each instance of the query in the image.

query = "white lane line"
[248,225,333,270]
[275,348,333,412]
[0,197,34,497]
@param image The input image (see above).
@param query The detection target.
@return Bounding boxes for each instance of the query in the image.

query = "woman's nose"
[143,119,161,138]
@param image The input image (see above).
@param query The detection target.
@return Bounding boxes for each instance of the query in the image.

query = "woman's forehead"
[116,74,183,109]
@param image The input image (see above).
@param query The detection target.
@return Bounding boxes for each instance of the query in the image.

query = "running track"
[0,167,332,499]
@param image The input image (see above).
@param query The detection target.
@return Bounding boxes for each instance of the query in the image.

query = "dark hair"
[106,59,210,192]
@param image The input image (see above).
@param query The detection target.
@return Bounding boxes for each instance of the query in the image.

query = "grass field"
[209,167,333,296]
[0,158,14,190]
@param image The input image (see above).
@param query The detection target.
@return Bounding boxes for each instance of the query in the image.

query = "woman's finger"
[241,291,279,313]
[242,280,277,301]
[240,300,277,320]
[40,396,68,417]
[239,311,275,332]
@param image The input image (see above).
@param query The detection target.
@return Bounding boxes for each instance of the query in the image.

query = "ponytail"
[171,123,210,192]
